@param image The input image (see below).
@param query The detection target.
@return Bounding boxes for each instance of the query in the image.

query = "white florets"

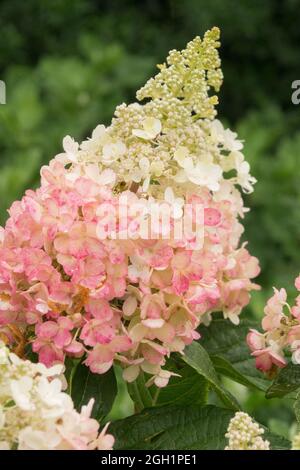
[0,343,114,450]
[225,412,270,450]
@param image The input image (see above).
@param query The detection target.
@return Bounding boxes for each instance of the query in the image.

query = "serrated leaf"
[181,342,240,410]
[71,362,117,421]
[156,365,209,406]
[199,318,269,391]
[266,363,300,399]
[263,428,291,450]
[110,405,290,450]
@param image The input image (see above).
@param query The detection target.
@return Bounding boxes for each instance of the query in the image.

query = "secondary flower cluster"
[225,412,270,450]
[0,29,259,387]
[247,276,300,373]
[0,342,114,450]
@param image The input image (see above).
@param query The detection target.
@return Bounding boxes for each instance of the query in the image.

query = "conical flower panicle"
[136,27,222,120]
[62,27,255,197]
[0,29,260,387]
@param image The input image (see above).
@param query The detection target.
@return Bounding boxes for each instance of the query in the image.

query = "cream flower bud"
[225,412,270,450]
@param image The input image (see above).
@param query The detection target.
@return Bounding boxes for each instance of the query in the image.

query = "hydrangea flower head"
[0,29,259,387]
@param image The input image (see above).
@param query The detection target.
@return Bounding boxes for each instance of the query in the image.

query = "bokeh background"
[0,0,300,439]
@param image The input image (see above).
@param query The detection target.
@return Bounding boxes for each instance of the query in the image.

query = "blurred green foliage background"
[0,0,300,437]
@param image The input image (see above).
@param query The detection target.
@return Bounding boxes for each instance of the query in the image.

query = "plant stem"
[128,372,153,412]
[130,380,145,413]
[152,387,160,406]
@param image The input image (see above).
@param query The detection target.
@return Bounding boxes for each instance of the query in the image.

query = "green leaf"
[110,405,290,450]
[111,405,232,450]
[266,363,300,399]
[71,362,117,421]
[210,355,266,390]
[181,342,240,411]
[199,318,269,391]
[156,365,209,406]
[263,428,291,450]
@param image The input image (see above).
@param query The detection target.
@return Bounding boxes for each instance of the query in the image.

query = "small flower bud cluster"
[292,433,300,450]
[225,412,270,450]
[66,27,255,197]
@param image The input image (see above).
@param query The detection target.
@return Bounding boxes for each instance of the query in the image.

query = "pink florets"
[247,278,300,373]
[0,159,259,386]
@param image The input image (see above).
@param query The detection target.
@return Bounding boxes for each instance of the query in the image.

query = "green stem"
[128,372,153,412]
[152,387,161,406]
[129,380,145,413]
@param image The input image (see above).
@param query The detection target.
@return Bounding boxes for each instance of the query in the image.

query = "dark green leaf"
[181,342,240,410]
[111,405,233,450]
[156,365,209,406]
[211,355,266,390]
[266,363,300,399]
[71,363,117,421]
[263,429,291,450]
[110,405,290,450]
[199,318,269,391]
